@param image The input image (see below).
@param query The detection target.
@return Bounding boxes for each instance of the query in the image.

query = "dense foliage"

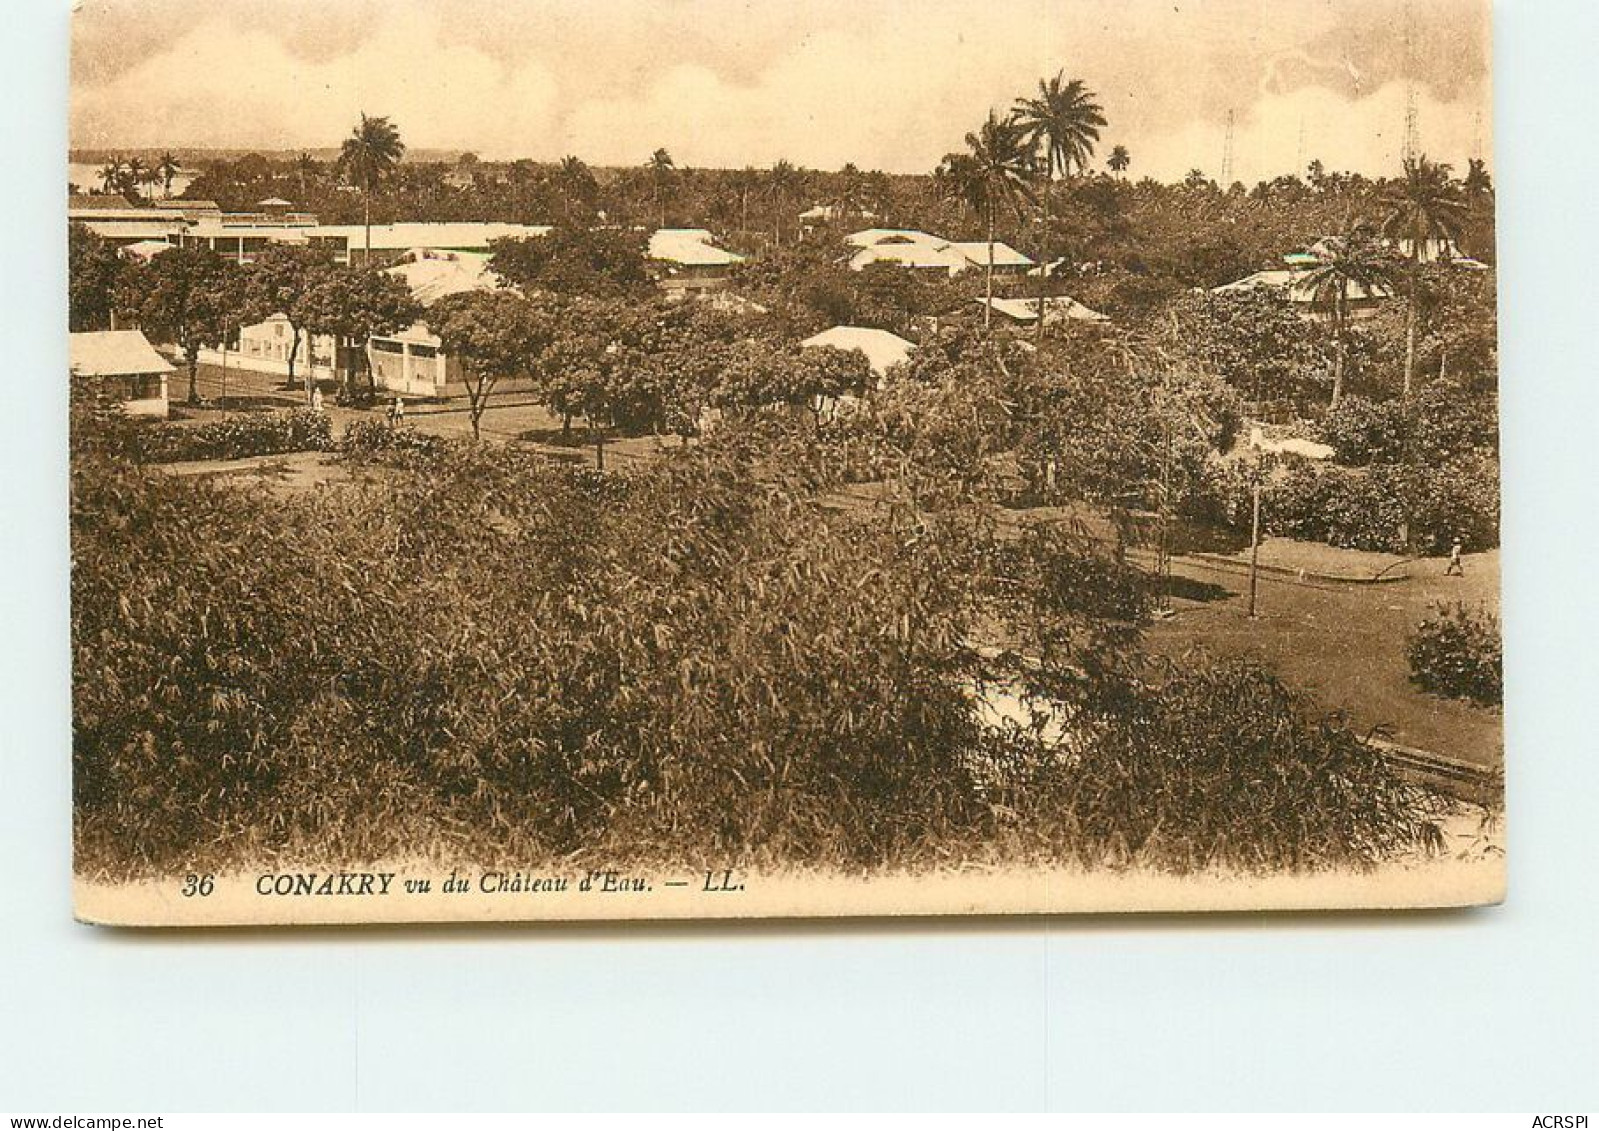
[80,402,334,464]
[72,401,1447,877]
[1408,603,1503,706]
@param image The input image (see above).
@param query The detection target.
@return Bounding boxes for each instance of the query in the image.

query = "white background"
[3,0,1595,1112]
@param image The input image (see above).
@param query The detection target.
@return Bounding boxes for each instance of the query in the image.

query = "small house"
[69,329,173,418]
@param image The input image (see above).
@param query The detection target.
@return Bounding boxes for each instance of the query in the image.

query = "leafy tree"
[487,228,651,299]
[68,222,128,332]
[1165,288,1330,408]
[429,290,551,439]
[1381,155,1468,395]
[242,244,337,400]
[119,245,244,404]
[336,113,406,264]
[299,265,421,399]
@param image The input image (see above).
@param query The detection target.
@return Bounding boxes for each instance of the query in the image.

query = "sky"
[70,0,1493,183]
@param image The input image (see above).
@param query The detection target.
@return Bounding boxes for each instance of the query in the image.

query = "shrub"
[337,418,446,463]
[1408,602,1503,706]
[1003,659,1449,871]
[72,422,1451,878]
[128,408,334,463]
[1321,388,1499,467]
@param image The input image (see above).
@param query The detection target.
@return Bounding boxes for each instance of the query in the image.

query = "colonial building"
[69,329,173,418]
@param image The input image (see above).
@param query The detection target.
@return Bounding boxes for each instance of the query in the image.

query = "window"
[371,339,405,355]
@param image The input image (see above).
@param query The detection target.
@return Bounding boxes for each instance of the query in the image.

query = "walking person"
[389,396,405,428]
[1445,536,1465,577]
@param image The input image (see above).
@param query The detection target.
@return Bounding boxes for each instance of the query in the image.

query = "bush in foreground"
[114,407,334,463]
[1408,602,1503,706]
[71,423,1451,878]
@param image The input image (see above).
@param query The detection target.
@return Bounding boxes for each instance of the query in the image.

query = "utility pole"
[1221,110,1236,186]
[1247,470,1263,619]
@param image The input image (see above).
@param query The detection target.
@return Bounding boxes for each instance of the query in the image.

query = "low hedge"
[1408,602,1503,706]
[134,408,334,463]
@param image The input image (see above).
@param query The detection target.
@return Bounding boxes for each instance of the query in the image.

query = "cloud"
[70,0,1491,177]
[72,8,561,152]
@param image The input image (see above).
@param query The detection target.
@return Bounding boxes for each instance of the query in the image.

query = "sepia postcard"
[67,0,1504,926]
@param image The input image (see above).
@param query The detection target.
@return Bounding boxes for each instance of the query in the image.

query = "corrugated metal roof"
[311,222,552,251]
[69,330,174,377]
[800,325,915,376]
[385,249,503,305]
[648,228,744,267]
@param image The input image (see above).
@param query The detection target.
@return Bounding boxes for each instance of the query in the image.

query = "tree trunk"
[983,202,995,332]
[187,347,200,404]
[286,326,303,403]
[1330,286,1347,408]
[363,178,372,268]
[1036,173,1049,343]
[1403,259,1419,398]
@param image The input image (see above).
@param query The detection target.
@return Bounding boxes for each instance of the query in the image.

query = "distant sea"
[67,163,195,198]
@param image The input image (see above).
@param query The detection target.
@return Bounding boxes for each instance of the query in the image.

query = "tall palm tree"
[123,157,150,199]
[1380,155,1467,395]
[766,159,801,247]
[1299,225,1398,407]
[336,113,405,265]
[1107,144,1130,177]
[156,152,181,198]
[1463,157,1493,206]
[294,151,319,201]
[732,166,760,236]
[1013,74,1106,336]
[939,111,1036,331]
[647,147,675,228]
[97,160,122,194]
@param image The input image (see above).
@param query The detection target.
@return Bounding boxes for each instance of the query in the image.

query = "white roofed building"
[844,228,1034,278]
[976,295,1110,326]
[648,228,745,295]
[801,325,916,378]
[69,329,173,418]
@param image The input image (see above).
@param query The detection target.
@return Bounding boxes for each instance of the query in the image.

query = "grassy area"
[1146,549,1502,767]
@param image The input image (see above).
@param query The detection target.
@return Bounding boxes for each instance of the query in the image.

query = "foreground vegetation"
[72,395,1451,878]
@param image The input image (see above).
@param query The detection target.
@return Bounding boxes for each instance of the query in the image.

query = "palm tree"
[766,159,801,247]
[1013,73,1106,336]
[294,151,320,201]
[647,147,675,229]
[1463,157,1493,205]
[1380,155,1467,395]
[123,157,150,199]
[732,166,760,236]
[1299,225,1397,407]
[97,160,122,194]
[1107,144,1130,177]
[156,152,181,198]
[336,113,405,265]
[939,111,1036,331]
